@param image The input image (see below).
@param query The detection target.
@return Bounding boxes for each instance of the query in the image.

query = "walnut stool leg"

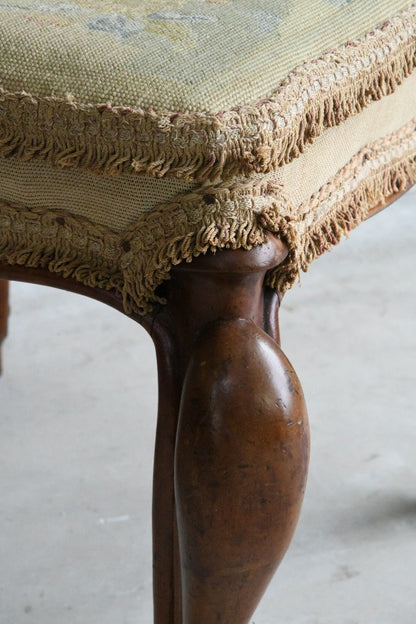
[151,325,183,624]
[149,236,310,623]
[0,280,9,374]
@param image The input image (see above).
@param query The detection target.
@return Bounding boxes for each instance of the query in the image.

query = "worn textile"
[0,160,194,232]
[0,0,412,112]
[1,117,415,315]
[0,3,415,182]
[0,70,415,233]
[0,1,415,314]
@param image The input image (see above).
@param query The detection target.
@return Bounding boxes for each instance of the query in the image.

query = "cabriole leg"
[149,236,309,623]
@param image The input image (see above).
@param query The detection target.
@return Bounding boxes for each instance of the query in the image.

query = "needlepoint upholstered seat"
[0,1,415,622]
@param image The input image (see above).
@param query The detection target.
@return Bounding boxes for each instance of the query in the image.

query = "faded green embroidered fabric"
[0,2,415,183]
[0,0,413,112]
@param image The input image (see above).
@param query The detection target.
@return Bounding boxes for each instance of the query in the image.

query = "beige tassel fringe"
[0,203,124,292]
[0,121,415,316]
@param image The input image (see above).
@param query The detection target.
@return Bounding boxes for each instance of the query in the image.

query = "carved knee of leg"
[175,318,309,622]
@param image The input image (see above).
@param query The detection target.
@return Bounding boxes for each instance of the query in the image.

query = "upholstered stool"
[0,1,415,622]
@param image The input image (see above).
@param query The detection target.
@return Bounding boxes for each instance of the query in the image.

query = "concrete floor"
[0,188,415,624]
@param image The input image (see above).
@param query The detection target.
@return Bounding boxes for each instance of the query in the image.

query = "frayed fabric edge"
[0,203,125,293]
[0,121,415,316]
[0,178,291,316]
[265,122,416,293]
[0,6,415,183]
[119,178,291,314]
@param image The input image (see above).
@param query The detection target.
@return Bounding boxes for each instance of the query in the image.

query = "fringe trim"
[265,120,416,292]
[0,121,415,315]
[0,6,415,182]
[119,178,291,314]
[0,178,291,315]
[0,202,124,293]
